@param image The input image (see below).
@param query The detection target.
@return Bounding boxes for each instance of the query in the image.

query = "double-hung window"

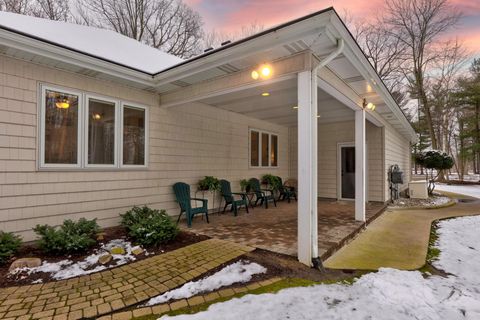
[249,129,278,168]
[39,84,148,169]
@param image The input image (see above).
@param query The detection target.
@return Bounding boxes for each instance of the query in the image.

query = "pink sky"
[185,0,480,55]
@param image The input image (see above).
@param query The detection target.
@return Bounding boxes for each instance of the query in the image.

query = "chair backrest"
[173,182,191,211]
[249,178,262,194]
[219,179,234,202]
[275,176,285,191]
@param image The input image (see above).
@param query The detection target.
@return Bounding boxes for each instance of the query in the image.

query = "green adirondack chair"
[249,178,276,209]
[220,179,249,216]
[173,182,209,227]
[276,176,297,203]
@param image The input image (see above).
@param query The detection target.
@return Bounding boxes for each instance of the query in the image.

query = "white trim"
[248,128,278,168]
[84,94,119,168]
[120,103,149,169]
[39,84,83,169]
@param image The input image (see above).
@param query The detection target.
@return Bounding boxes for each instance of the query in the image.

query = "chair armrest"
[231,192,247,200]
[191,197,208,203]
[261,188,274,195]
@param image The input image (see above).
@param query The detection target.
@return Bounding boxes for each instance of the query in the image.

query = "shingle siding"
[0,55,289,241]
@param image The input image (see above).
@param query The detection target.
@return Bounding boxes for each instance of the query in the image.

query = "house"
[0,8,416,266]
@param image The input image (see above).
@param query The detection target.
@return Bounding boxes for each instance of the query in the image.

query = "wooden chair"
[276,176,297,203]
[249,178,276,209]
[220,179,249,216]
[173,182,209,227]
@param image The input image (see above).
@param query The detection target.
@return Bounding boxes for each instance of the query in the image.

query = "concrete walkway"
[324,192,480,270]
[0,239,253,320]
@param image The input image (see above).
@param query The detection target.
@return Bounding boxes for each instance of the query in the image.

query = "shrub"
[0,231,22,265]
[34,218,100,254]
[414,150,454,194]
[121,206,178,246]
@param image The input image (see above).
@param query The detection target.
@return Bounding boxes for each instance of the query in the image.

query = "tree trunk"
[416,72,438,150]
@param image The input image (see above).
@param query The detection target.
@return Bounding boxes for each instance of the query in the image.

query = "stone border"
[99,277,283,320]
[388,199,456,211]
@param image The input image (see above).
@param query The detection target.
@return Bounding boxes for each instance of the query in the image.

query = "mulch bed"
[0,227,209,288]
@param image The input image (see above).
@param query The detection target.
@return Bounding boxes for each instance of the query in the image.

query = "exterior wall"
[0,55,289,241]
[289,120,384,202]
[384,123,411,200]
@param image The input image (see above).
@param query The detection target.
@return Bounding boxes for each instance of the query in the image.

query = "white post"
[355,109,366,221]
[297,70,318,266]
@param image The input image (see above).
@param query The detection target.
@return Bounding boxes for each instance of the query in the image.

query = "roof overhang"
[0,7,417,142]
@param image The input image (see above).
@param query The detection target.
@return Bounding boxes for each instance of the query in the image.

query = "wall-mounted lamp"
[251,63,273,80]
[362,99,376,112]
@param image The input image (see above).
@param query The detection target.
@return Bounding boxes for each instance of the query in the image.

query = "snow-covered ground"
[146,260,266,306]
[160,216,480,320]
[435,184,480,199]
[9,239,139,281]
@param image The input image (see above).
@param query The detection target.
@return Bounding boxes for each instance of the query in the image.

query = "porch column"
[355,109,366,221]
[297,70,318,266]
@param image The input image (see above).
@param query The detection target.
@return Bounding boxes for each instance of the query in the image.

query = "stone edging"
[99,277,284,320]
[388,199,456,211]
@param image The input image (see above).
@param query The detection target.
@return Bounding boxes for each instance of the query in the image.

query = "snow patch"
[159,216,480,320]
[9,239,138,281]
[146,260,266,306]
[435,184,480,199]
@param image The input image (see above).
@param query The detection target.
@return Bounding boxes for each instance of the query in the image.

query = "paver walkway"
[324,192,480,270]
[0,239,253,320]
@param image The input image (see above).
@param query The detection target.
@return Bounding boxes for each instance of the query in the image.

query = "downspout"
[310,38,344,271]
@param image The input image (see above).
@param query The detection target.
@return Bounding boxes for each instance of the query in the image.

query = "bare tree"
[203,21,265,50]
[31,0,69,20]
[76,0,204,58]
[385,0,462,149]
[0,0,31,14]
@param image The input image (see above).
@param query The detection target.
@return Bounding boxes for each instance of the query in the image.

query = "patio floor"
[183,199,386,259]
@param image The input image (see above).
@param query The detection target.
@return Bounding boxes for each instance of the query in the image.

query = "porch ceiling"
[199,77,354,127]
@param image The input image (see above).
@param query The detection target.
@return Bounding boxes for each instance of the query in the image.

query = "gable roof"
[0,11,183,74]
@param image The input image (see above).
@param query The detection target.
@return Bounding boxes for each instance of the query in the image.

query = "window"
[122,105,146,166]
[86,97,116,166]
[250,130,259,167]
[39,85,148,169]
[42,89,81,167]
[249,129,278,167]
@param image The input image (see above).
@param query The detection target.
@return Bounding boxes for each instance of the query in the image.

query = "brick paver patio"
[0,239,253,320]
[186,200,385,258]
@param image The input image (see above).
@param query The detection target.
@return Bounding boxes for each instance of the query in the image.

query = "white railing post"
[355,109,366,221]
[297,70,318,266]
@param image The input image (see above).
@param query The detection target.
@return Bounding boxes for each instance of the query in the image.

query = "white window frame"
[84,94,119,168]
[38,84,149,170]
[120,102,149,169]
[249,128,279,168]
[39,84,83,169]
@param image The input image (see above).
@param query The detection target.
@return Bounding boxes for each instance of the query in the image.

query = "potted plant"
[261,174,281,191]
[197,176,221,213]
[240,179,252,192]
[197,176,220,192]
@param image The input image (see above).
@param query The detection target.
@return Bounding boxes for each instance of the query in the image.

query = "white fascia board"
[328,16,418,143]
[152,15,332,87]
[0,29,154,87]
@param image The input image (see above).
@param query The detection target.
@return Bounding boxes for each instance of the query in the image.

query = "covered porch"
[157,9,416,266]
[184,200,386,259]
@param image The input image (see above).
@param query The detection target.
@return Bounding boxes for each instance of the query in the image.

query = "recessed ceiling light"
[293,106,298,109]
[262,92,270,97]
[317,114,321,118]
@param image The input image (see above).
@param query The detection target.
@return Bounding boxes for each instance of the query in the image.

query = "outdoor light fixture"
[260,64,272,78]
[92,113,102,120]
[55,96,70,109]
[292,106,299,109]
[362,99,376,112]
[262,92,270,97]
[251,64,273,80]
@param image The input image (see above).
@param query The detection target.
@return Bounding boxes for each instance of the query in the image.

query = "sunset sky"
[185,0,480,55]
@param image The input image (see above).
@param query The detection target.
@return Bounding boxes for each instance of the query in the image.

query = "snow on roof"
[0,11,184,74]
